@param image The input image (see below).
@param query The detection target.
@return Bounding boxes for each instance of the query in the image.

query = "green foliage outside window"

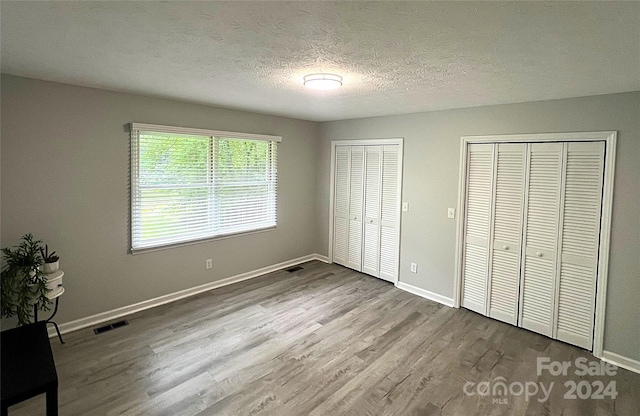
[136,134,275,243]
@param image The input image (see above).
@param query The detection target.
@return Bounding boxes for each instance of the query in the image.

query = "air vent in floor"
[93,320,129,335]
[285,266,303,273]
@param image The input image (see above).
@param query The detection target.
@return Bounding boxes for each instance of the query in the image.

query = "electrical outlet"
[410,262,417,273]
[206,259,213,270]
[448,208,455,219]
[402,202,409,212]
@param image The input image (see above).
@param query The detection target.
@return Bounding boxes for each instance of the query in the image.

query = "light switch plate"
[447,208,455,219]
[402,202,409,212]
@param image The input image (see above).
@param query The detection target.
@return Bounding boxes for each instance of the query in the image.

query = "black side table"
[1,322,58,416]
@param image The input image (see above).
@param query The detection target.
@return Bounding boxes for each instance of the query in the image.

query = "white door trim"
[453,131,616,358]
[329,138,404,284]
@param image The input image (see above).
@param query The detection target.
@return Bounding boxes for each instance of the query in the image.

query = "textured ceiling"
[1,1,639,122]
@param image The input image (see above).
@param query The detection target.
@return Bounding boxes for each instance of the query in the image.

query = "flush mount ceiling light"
[303,73,343,90]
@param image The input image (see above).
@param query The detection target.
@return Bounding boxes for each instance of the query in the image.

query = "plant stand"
[34,270,65,344]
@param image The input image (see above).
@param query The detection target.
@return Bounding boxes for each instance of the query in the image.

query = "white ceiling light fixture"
[303,73,343,90]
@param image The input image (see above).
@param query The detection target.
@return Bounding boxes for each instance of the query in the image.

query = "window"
[130,123,280,252]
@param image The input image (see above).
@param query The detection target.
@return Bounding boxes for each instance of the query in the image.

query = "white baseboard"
[600,350,640,375]
[396,281,455,308]
[47,253,328,338]
[314,254,330,263]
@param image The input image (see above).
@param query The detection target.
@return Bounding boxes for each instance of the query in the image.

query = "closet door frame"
[329,138,404,284]
[454,131,616,357]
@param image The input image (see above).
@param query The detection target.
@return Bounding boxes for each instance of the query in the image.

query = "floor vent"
[93,320,129,335]
[285,266,303,273]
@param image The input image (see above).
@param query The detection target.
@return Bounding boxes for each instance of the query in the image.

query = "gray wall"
[317,92,640,361]
[1,74,320,325]
[2,74,638,362]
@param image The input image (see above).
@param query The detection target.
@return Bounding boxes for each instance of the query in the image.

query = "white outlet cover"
[447,208,455,218]
[402,202,409,212]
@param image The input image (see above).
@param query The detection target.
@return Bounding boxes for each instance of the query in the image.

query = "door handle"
[502,245,509,250]
[536,252,543,257]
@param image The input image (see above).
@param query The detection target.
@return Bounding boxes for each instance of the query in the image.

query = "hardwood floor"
[9,261,640,415]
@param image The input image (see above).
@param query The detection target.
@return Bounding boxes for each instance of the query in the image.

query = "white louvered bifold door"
[362,146,382,277]
[519,143,563,337]
[347,147,365,271]
[554,142,605,350]
[333,146,350,267]
[462,143,495,315]
[487,143,526,325]
[333,143,402,281]
[378,145,401,282]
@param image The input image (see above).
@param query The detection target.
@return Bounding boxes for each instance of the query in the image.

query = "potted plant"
[1,233,52,326]
[40,244,60,274]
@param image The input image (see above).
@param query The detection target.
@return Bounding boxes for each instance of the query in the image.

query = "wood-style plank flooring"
[9,261,640,415]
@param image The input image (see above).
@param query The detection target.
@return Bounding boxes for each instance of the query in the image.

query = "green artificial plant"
[1,233,52,325]
[40,244,60,263]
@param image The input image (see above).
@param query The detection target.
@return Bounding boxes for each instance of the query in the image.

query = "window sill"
[130,226,277,255]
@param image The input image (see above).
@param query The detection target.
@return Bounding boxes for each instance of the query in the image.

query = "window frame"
[130,123,281,254]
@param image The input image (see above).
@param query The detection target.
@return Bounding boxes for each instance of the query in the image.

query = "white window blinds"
[130,123,280,252]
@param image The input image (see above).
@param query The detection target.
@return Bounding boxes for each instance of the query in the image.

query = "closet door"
[332,142,402,281]
[554,142,605,349]
[347,147,365,271]
[332,146,351,266]
[362,146,382,277]
[462,143,495,315]
[519,143,563,337]
[487,143,526,325]
[379,145,401,282]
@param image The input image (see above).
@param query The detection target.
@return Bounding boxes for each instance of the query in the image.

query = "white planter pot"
[42,261,59,274]
[46,273,63,293]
